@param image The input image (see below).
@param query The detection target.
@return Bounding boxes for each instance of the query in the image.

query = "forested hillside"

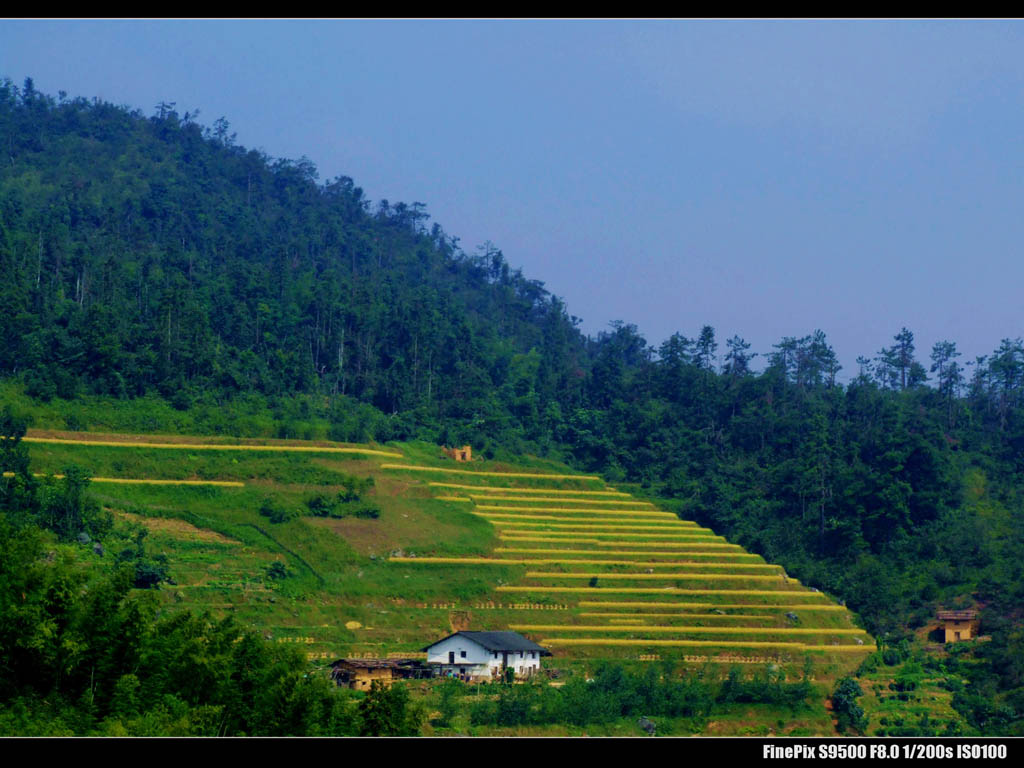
[0,78,586,442]
[2,78,1024,733]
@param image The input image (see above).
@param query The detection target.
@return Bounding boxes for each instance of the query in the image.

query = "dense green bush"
[258,497,299,524]
[265,561,289,580]
[466,663,804,730]
[357,681,423,736]
[0,510,361,736]
[831,677,868,735]
[304,475,379,519]
[114,527,172,589]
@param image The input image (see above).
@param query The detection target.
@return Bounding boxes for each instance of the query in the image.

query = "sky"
[2,19,1023,379]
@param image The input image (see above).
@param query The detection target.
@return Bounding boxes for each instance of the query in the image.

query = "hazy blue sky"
[3,19,1022,378]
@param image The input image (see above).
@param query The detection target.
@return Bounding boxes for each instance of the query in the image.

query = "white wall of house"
[425,635,543,678]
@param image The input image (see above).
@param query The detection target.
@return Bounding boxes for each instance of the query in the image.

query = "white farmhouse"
[422,631,551,681]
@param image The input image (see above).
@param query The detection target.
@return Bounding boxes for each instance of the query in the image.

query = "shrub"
[434,678,465,728]
[132,557,171,589]
[856,652,881,675]
[832,677,868,735]
[259,497,298,524]
[351,504,380,519]
[305,494,335,517]
[265,561,289,580]
[170,389,192,412]
[890,676,918,692]
[304,488,379,520]
[114,529,171,588]
[357,681,423,736]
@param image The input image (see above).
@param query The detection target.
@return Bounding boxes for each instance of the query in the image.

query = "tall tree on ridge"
[695,325,717,371]
[876,327,925,391]
[722,335,755,380]
[930,340,963,430]
[988,338,1024,432]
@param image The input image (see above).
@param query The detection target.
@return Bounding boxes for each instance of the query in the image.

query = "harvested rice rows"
[23,435,403,457]
[391,557,781,571]
[579,601,849,611]
[428,482,629,496]
[382,464,601,480]
[385,464,876,666]
[2,471,245,486]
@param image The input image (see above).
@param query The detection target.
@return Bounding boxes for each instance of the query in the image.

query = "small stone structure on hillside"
[442,444,472,462]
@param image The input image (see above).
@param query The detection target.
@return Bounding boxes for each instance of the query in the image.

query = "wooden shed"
[936,610,980,643]
[329,658,431,690]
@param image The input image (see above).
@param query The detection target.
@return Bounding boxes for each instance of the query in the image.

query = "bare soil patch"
[115,510,240,544]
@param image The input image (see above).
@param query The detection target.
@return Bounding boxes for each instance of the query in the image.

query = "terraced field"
[20,428,874,682]
[24,434,404,457]
[383,466,876,676]
[18,432,526,662]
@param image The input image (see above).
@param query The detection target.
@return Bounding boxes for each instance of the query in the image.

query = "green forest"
[2,78,1023,735]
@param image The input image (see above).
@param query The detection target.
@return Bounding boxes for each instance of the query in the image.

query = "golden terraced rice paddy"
[23,435,403,457]
[385,463,876,669]
[20,430,874,677]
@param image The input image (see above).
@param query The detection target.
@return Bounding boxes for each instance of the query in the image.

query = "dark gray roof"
[422,631,551,655]
[937,610,978,620]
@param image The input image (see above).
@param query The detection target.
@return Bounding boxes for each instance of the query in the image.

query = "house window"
[519,651,523,658]
[460,668,466,675]
[493,652,498,658]
[460,650,467,658]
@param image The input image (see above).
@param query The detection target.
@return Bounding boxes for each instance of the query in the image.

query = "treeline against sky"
[0,78,586,427]
[2,79,1024,732]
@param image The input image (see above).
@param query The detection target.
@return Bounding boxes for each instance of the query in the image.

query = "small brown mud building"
[330,658,431,690]
[442,445,472,462]
[936,610,980,643]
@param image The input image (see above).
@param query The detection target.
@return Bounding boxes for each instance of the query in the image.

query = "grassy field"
[13,424,880,734]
